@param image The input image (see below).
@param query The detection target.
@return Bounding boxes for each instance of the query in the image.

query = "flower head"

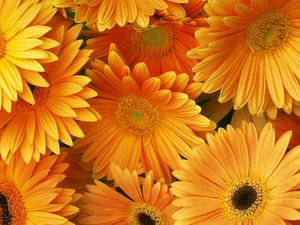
[0,0,59,112]
[74,0,169,31]
[71,44,215,184]
[171,122,300,224]
[190,0,300,115]
[270,111,300,149]
[0,15,100,163]
[84,16,206,81]
[0,150,79,224]
[78,163,179,224]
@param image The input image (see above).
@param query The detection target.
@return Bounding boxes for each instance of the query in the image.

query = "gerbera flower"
[270,111,300,149]
[71,44,215,184]
[0,150,79,224]
[189,0,300,115]
[0,15,100,164]
[74,0,168,31]
[171,122,300,224]
[0,0,58,112]
[84,16,206,81]
[77,163,179,225]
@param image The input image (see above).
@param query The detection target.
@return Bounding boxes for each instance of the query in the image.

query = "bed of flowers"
[0,0,300,224]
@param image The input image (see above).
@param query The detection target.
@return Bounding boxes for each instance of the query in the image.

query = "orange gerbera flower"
[0,0,58,112]
[77,164,179,225]
[71,44,215,184]
[74,0,168,31]
[0,150,79,224]
[189,0,300,115]
[270,111,300,149]
[0,15,100,164]
[171,122,300,224]
[84,16,206,81]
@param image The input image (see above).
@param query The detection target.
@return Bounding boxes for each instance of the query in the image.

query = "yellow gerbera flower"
[0,0,59,112]
[77,163,179,224]
[84,16,206,82]
[0,150,79,224]
[0,15,100,164]
[171,122,300,224]
[71,44,215,184]
[189,0,300,115]
[74,0,168,31]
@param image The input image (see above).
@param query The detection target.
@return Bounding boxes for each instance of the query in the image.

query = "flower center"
[0,178,26,225]
[130,22,176,57]
[246,8,292,54]
[127,202,167,225]
[0,32,6,58]
[223,177,267,223]
[115,95,162,136]
[12,84,50,112]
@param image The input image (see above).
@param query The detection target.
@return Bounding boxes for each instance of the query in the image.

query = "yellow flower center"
[127,202,167,225]
[0,178,26,225]
[130,23,176,57]
[246,8,292,54]
[223,177,268,223]
[12,85,50,112]
[0,32,6,58]
[115,95,162,136]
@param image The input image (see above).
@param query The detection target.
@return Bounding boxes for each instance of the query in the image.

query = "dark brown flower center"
[0,193,12,225]
[231,185,258,210]
[137,212,156,225]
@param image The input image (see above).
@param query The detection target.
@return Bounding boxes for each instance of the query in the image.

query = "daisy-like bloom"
[0,15,100,164]
[0,150,79,224]
[171,122,300,224]
[77,163,179,225]
[0,0,59,112]
[74,0,168,31]
[84,16,206,81]
[270,111,300,149]
[189,0,300,116]
[71,44,215,184]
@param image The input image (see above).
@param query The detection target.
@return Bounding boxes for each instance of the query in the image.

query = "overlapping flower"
[0,0,299,224]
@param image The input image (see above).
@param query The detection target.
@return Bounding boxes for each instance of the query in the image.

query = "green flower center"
[130,22,176,57]
[246,8,292,54]
[116,95,162,136]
